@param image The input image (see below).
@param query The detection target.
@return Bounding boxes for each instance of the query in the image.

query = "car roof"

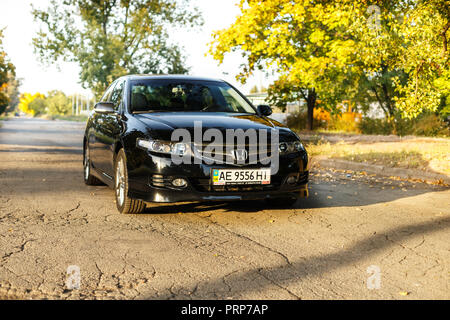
[123,74,226,82]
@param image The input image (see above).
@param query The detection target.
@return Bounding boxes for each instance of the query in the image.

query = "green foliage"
[5,77,21,114]
[286,111,360,133]
[24,91,73,117]
[249,85,267,94]
[210,0,450,120]
[286,111,326,132]
[210,0,359,117]
[28,97,48,116]
[358,118,395,136]
[327,117,360,134]
[32,0,203,98]
[411,113,450,137]
[0,29,16,115]
[46,91,72,115]
[358,113,450,137]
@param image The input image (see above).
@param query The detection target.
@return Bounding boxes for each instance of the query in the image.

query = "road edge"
[311,156,450,185]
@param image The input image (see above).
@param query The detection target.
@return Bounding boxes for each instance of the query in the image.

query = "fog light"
[287,176,298,185]
[172,178,187,188]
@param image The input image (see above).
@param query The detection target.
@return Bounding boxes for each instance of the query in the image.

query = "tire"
[114,149,146,214]
[265,197,298,208]
[84,143,102,185]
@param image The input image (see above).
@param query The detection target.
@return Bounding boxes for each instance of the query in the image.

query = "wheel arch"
[113,140,124,163]
[83,136,87,161]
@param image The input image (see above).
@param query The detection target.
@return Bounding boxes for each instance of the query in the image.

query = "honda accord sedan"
[83,75,309,214]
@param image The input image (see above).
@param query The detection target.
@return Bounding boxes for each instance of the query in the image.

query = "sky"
[0,0,272,97]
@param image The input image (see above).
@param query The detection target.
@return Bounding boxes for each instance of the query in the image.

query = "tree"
[249,84,268,94]
[393,0,449,118]
[46,90,72,115]
[209,1,449,130]
[5,77,21,114]
[32,0,203,98]
[209,0,369,130]
[348,0,449,120]
[28,97,48,116]
[0,29,16,115]
[18,93,45,116]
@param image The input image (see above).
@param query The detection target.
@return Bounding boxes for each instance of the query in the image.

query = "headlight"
[279,141,304,153]
[137,138,192,156]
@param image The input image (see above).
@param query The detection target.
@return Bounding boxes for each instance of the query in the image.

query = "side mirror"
[257,104,272,116]
[94,102,115,114]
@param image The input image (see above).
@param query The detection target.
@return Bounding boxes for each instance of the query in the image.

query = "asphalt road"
[0,118,449,299]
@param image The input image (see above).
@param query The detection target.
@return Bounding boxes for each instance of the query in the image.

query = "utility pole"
[76,94,79,115]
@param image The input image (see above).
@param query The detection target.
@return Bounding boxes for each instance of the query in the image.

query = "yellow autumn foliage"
[18,92,45,116]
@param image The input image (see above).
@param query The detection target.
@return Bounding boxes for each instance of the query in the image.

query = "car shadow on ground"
[0,164,447,211]
[143,179,448,214]
[0,125,448,212]
[148,215,450,299]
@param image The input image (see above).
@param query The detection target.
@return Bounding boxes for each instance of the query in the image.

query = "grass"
[305,138,450,175]
[340,151,423,169]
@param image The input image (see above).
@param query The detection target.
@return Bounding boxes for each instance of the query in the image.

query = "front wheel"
[114,149,146,214]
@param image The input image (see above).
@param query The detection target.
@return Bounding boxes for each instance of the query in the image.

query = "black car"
[83,75,309,214]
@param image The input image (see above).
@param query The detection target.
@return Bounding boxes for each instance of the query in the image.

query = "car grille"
[150,175,173,188]
[189,177,282,193]
[194,142,274,166]
[150,172,308,192]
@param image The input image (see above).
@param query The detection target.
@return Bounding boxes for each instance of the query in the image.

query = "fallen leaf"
[399,291,409,296]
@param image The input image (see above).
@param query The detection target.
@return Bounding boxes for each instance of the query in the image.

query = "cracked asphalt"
[0,118,449,300]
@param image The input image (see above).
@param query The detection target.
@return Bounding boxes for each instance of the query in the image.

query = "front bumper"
[127,150,309,203]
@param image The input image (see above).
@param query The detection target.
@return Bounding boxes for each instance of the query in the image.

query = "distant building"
[246,92,305,114]
[246,92,305,124]
[246,93,270,107]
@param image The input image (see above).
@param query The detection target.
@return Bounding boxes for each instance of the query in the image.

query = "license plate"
[211,168,271,185]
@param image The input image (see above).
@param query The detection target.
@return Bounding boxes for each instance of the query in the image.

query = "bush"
[358,113,449,137]
[358,118,393,135]
[327,117,360,133]
[286,111,328,131]
[412,113,449,137]
[28,97,48,116]
[287,110,449,137]
[46,91,72,115]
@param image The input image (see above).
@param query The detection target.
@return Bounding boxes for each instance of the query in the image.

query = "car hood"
[133,112,295,141]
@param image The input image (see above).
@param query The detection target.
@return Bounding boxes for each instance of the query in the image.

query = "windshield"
[129,79,256,114]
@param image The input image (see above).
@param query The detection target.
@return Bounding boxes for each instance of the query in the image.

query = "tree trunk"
[306,88,316,131]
